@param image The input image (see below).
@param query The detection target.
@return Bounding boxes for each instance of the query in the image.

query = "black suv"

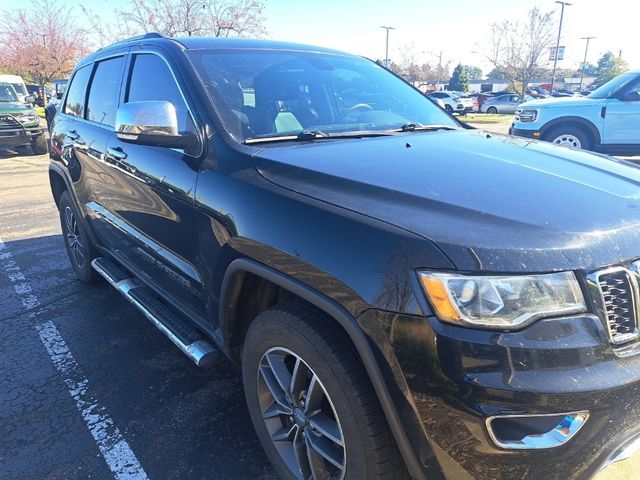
[49,34,640,479]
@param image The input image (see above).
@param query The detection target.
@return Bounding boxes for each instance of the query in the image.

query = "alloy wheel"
[257,347,346,480]
[64,206,86,268]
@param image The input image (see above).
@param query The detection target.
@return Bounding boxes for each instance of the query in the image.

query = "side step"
[91,257,219,368]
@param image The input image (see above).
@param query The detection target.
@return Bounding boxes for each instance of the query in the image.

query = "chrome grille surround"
[588,266,640,345]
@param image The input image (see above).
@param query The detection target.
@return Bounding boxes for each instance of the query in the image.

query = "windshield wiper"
[245,130,396,144]
[396,123,458,132]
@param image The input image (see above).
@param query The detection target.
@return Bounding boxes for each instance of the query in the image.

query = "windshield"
[10,83,26,96]
[0,84,18,102]
[187,49,457,142]
[588,72,637,99]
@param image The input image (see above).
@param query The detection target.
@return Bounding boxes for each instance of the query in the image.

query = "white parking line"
[0,238,149,480]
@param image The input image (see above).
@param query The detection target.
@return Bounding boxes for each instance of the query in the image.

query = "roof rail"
[98,32,165,50]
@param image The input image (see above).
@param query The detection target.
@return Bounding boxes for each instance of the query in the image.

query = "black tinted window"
[86,56,125,127]
[64,65,92,117]
[126,54,192,132]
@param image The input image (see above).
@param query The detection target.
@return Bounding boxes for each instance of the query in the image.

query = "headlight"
[418,271,586,329]
[517,109,538,122]
[15,112,39,124]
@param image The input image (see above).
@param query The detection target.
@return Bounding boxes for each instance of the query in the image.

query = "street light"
[380,26,395,68]
[579,36,596,90]
[550,1,571,94]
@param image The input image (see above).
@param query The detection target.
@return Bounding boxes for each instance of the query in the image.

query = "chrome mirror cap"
[115,100,179,140]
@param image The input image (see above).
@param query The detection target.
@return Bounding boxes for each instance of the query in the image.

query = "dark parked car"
[50,34,640,479]
[26,84,51,107]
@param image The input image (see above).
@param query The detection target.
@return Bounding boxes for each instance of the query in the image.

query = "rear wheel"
[242,302,405,480]
[544,125,591,150]
[487,106,498,114]
[444,104,453,114]
[59,191,98,283]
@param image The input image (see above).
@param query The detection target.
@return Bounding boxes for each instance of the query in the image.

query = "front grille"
[593,268,639,344]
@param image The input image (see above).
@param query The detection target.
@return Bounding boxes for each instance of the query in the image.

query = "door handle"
[66,130,79,141]
[107,146,127,161]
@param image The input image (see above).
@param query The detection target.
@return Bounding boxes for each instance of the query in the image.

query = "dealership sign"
[549,46,565,61]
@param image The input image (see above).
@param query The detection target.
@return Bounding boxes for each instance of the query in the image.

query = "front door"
[603,77,640,145]
[89,50,206,320]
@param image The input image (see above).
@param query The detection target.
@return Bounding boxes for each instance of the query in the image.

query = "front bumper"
[0,126,43,147]
[363,307,640,479]
[509,125,542,139]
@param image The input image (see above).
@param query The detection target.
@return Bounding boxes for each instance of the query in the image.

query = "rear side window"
[86,56,125,127]
[126,54,193,132]
[64,65,92,117]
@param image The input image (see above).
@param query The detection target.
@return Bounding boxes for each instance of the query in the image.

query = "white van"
[0,75,29,103]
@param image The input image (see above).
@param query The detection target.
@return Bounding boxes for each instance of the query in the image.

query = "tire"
[444,104,453,113]
[31,133,48,155]
[543,125,591,150]
[58,191,98,283]
[243,301,405,480]
[487,106,498,114]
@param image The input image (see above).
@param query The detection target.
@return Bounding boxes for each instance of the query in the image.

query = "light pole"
[579,36,595,90]
[550,1,571,94]
[380,26,395,68]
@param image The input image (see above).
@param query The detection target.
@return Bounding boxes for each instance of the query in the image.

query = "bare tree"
[489,7,555,99]
[111,0,267,39]
[0,0,91,103]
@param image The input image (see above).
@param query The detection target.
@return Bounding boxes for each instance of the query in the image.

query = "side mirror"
[622,90,640,102]
[115,100,196,149]
[24,95,35,104]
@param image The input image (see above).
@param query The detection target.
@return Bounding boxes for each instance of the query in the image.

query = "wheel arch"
[540,116,602,146]
[218,257,426,480]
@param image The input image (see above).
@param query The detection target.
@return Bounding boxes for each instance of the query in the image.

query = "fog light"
[486,411,589,450]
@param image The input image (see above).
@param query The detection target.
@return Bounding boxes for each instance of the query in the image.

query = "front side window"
[86,56,125,127]
[187,50,457,143]
[589,72,638,99]
[64,65,92,118]
[126,54,193,133]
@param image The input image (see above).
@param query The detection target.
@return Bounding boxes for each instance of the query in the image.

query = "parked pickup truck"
[511,70,640,155]
[50,34,640,479]
[0,82,48,154]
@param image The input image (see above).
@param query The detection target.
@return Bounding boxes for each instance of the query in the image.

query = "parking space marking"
[0,237,149,480]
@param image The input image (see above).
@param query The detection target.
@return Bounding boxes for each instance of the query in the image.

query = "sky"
[4,0,638,75]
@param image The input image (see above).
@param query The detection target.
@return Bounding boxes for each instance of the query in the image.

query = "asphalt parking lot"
[0,149,276,479]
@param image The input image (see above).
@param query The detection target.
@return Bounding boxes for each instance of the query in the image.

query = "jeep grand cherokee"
[49,33,640,479]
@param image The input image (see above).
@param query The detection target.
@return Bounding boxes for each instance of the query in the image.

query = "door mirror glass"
[24,95,34,104]
[115,100,196,149]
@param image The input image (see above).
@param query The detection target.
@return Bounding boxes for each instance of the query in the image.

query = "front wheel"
[242,302,405,480]
[444,104,453,114]
[31,133,48,155]
[544,125,591,150]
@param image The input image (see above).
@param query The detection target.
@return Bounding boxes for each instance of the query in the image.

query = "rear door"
[602,77,640,145]
[88,49,206,319]
[52,54,126,216]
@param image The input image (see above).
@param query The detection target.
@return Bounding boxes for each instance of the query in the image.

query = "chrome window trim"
[587,265,640,345]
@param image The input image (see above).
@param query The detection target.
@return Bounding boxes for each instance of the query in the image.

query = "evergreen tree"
[448,64,469,92]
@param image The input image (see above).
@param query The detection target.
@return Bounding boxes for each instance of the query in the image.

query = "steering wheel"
[340,103,374,120]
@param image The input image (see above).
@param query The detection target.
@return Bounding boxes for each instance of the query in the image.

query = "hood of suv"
[253,129,640,272]
[520,95,604,109]
[0,102,32,114]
